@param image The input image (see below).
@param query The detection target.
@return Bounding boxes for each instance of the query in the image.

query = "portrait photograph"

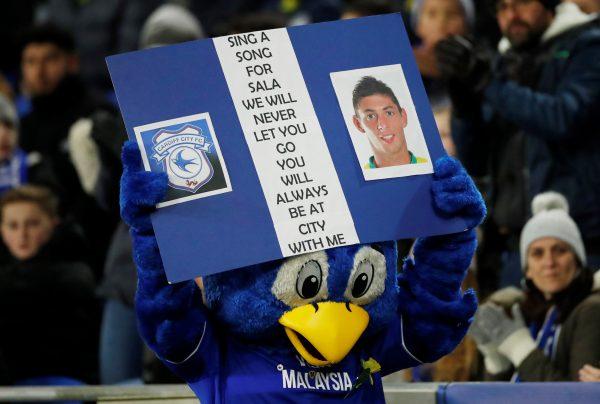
[330,64,433,181]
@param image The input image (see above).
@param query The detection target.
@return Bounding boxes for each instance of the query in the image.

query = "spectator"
[19,23,119,274]
[411,0,475,156]
[411,0,474,85]
[0,94,62,198]
[39,0,162,93]
[0,185,98,385]
[436,0,600,294]
[138,3,205,49]
[579,364,600,381]
[470,192,600,381]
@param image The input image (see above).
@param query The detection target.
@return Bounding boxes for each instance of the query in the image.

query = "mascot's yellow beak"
[278,302,369,367]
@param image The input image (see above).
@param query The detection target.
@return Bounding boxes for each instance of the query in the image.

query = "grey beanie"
[520,192,586,270]
[139,4,205,49]
[0,95,18,130]
[411,0,476,31]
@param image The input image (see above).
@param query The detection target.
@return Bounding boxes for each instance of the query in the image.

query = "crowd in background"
[0,0,599,388]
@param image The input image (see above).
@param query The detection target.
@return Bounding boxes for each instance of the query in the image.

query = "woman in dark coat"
[471,192,600,381]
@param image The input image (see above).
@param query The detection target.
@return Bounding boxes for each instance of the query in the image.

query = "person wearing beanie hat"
[139,4,205,49]
[469,191,600,381]
[519,191,586,270]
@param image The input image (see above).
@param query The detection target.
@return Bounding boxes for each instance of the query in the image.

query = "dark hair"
[0,185,59,221]
[521,267,594,326]
[352,76,402,113]
[343,0,394,17]
[19,23,76,55]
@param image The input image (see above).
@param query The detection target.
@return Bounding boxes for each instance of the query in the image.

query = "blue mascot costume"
[121,140,485,402]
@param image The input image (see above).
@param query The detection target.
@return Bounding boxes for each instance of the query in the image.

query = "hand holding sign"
[431,156,486,230]
[120,140,167,234]
[121,140,208,363]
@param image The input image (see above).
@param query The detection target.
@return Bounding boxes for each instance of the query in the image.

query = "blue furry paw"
[432,156,486,229]
[120,141,168,233]
[400,282,478,362]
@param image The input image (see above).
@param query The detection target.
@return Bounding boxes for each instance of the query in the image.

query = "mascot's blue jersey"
[168,316,421,403]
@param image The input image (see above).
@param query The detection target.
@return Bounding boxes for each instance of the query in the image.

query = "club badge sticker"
[134,113,232,207]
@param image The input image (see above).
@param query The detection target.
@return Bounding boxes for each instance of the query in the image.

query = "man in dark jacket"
[18,24,119,274]
[436,0,600,293]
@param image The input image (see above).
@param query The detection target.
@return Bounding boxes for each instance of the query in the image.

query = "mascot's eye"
[344,246,387,305]
[272,251,329,307]
[296,260,322,299]
[351,260,375,298]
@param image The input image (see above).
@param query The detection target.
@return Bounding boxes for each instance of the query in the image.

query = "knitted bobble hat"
[139,4,205,49]
[520,192,586,270]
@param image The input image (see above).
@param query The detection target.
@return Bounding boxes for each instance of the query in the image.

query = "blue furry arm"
[398,157,486,363]
[121,140,210,365]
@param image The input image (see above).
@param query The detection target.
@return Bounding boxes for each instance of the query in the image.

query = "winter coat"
[453,4,600,246]
[0,224,100,384]
[487,270,600,381]
[517,291,600,380]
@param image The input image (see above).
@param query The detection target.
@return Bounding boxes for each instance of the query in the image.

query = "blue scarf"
[0,149,28,194]
[513,306,559,382]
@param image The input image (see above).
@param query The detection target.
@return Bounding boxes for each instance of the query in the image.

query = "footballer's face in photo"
[352,94,408,158]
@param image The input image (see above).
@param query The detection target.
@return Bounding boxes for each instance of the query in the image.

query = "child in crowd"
[0,185,99,385]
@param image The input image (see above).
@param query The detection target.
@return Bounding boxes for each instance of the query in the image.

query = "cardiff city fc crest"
[152,124,214,193]
[134,112,232,207]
